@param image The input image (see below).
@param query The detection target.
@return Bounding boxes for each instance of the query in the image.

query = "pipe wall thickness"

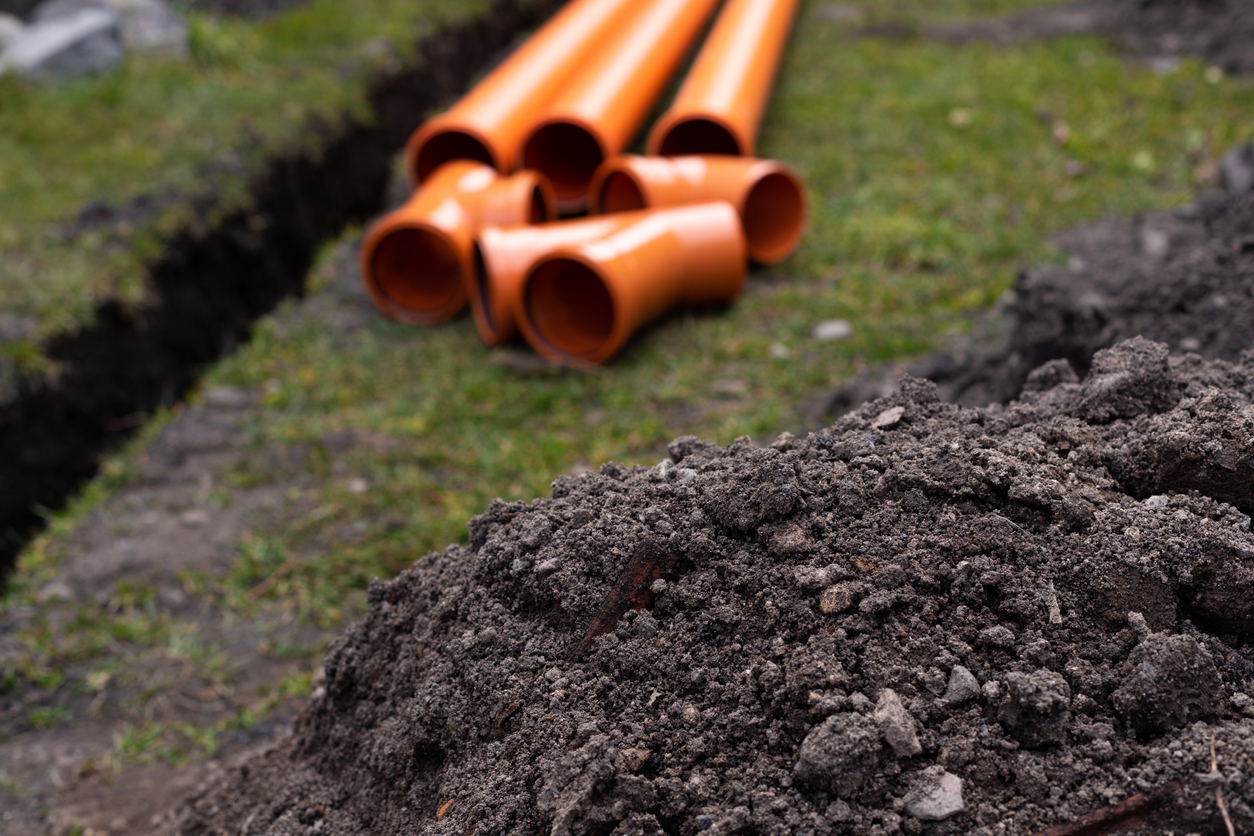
[521,0,723,213]
[590,154,805,265]
[404,0,640,184]
[519,202,746,366]
[361,161,554,325]
[648,0,802,157]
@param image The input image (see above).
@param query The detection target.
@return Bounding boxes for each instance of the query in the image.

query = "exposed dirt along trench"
[154,337,1254,836]
[0,0,564,582]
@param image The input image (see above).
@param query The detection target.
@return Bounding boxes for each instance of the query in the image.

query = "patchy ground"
[928,0,1254,76]
[154,338,1254,836]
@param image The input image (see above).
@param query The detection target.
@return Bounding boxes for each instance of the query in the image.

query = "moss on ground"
[3,0,1254,773]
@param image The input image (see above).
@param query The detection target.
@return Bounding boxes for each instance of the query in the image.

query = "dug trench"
[0,0,565,584]
[154,337,1254,836]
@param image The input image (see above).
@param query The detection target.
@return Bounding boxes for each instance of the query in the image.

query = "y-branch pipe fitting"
[521,0,723,213]
[360,161,555,325]
[589,154,806,265]
[404,0,639,185]
[517,202,747,366]
[472,215,638,346]
[648,0,802,157]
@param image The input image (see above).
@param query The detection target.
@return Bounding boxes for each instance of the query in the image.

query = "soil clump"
[154,337,1254,835]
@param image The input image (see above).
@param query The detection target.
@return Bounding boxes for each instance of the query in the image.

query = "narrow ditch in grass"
[0,0,564,584]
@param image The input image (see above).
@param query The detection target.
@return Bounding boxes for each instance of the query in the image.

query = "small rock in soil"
[873,688,921,756]
[943,665,980,705]
[903,766,964,821]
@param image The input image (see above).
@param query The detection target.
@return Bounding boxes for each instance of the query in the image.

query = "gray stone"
[903,766,964,821]
[873,688,922,757]
[0,13,24,49]
[1,7,121,80]
[943,665,980,705]
[34,0,185,54]
[794,713,881,798]
[812,319,853,341]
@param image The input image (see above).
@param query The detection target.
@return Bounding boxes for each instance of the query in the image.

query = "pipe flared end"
[742,167,806,265]
[407,125,498,185]
[522,120,608,213]
[650,115,745,158]
[596,170,648,214]
[471,241,509,345]
[363,225,467,325]
[523,257,617,365]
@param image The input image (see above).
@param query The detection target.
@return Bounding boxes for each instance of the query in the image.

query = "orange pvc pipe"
[472,214,638,346]
[589,154,806,265]
[518,202,746,366]
[360,161,555,325]
[521,0,723,213]
[648,0,802,157]
[404,0,640,184]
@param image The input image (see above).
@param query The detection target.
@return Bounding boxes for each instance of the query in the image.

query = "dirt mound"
[928,0,1254,76]
[154,338,1254,836]
[825,153,1254,415]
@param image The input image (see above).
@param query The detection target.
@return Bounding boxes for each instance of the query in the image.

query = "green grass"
[3,0,1254,763]
[0,0,511,380]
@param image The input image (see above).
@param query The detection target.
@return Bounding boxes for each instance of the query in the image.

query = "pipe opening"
[598,171,647,214]
[529,184,549,224]
[525,259,614,359]
[657,118,742,157]
[743,171,805,264]
[472,242,497,336]
[372,227,463,315]
[415,130,495,182]
[523,123,605,205]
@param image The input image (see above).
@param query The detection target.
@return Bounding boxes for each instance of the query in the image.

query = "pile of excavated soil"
[929,0,1254,75]
[925,163,1254,408]
[154,338,1254,836]
[824,154,1254,415]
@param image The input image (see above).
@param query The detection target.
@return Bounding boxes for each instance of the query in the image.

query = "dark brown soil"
[152,337,1254,836]
[822,152,1254,417]
[928,0,1254,76]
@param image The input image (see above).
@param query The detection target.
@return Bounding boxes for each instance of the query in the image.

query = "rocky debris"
[0,11,22,46]
[33,0,185,52]
[1,0,185,79]
[154,339,1254,835]
[0,6,121,79]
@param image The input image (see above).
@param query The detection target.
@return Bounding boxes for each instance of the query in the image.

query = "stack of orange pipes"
[360,0,806,366]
